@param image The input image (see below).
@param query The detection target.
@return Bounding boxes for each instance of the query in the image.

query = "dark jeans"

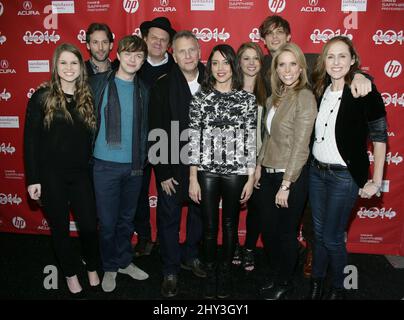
[157,183,203,275]
[198,171,247,265]
[41,169,99,277]
[256,167,308,282]
[133,164,153,241]
[309,161,359,288]
[93,158,143,272]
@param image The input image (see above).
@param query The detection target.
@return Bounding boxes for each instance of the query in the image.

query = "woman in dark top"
[24,43,100,297]
[307,36,387,300]
[188,44,257,299]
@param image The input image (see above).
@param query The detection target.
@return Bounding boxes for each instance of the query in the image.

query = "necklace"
[314,91,342,143]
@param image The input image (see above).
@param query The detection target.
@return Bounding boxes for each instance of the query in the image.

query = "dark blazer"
[315,84,386,188]
[149,62,205,203]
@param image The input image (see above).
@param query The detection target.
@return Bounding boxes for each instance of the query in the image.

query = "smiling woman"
[24,43,100,298]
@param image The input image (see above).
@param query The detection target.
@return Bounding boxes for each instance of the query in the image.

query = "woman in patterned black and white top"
[188,44,257,299]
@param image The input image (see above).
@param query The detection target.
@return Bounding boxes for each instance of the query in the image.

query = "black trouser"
[41,169,99,277]
[133,164,153,241]
[243,191,261,249]
[198,171,247,265]
[255,167,308,282]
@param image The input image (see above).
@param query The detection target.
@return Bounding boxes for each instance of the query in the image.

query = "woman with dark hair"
[254,42,317,300]
[24,43,100,297]
[307,36,387,300]
[188,44,257,299]
[232,42,267,273]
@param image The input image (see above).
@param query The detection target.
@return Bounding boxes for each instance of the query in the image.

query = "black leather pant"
[198,171,247,265]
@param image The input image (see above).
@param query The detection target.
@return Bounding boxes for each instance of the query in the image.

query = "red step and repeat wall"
[0,0,403,255]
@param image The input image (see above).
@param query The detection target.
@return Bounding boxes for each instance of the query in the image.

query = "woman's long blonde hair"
[43,43,95,130]
[270,42,309,106]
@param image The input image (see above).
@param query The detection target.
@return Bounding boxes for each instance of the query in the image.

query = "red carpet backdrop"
[0,0,403,255]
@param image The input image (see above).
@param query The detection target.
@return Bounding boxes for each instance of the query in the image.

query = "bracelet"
[279,185,290,191]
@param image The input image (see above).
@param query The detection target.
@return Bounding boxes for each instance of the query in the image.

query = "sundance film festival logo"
[373,30,404,45]
[132,28,142,37]
[23,30,60,45]
[27,88,35,99]
[357,207,396,219]
[0,88,11,101]
[0,142,16,154]
[192,27,230,42]
[268,0,286,13]
[123,0,139,13]
[310,29,353,44]
[18,1,40,15]
[384,60,402,78]
[382,92,404,107]
[0,32,6,45]
[368,151,403,165]
[301,0,326,12]
[149,196,158,208]
[0,59,16,74]
[1,194,22,206]
[154,0,176,12]
[249,28,261,43]
[77,29,86,44]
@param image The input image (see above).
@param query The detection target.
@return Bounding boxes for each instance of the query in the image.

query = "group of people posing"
[24,15,387,300]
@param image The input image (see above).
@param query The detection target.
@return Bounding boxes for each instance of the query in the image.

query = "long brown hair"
[237,42,267,106]
[270,42,309,106]
[44,43,95,130]
[312,36,360,99]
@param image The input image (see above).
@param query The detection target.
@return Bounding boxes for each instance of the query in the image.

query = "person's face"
[144,27,170,60]
[117,51,145,76]
[57,51,81,86]
[240,48,261,78]
[173,37,201,74]
[325,41,355,82]
[276,51,302,88]
[86,30,113,62]
[264,24,291,54]
[211,51,233,86]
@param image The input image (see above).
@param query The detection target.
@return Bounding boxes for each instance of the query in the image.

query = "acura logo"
[160,0,169,6]
[23,1,32,10]
[309,0,318,5]
[0,59,9,68]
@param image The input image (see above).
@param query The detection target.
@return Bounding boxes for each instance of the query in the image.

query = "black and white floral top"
[188,89,257,175]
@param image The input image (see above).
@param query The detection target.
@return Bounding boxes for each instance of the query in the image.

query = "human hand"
[189,178,201,204]
[161,178,178,196]
[240,179,254,204]
[351,73,371,98]
[254,166,261,189]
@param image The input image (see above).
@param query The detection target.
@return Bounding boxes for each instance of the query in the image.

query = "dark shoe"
[204,263,216,299]
[161,274,178,298]
[69,289,87,300]
[303,246,313,278]
[181,258,207,278]
[325,287,346,300]
[232,244,242,266]
[242,248,255,273]
[134,238,154,257]
[305,278,324,300]
[217,263,232,299]
[259,279,275,294]
[262,281,294,300]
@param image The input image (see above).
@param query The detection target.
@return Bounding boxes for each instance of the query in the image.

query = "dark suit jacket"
[148,62,205,203]
[315,84,386,188]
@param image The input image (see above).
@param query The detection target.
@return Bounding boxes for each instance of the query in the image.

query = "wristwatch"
[280,185,290,191]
